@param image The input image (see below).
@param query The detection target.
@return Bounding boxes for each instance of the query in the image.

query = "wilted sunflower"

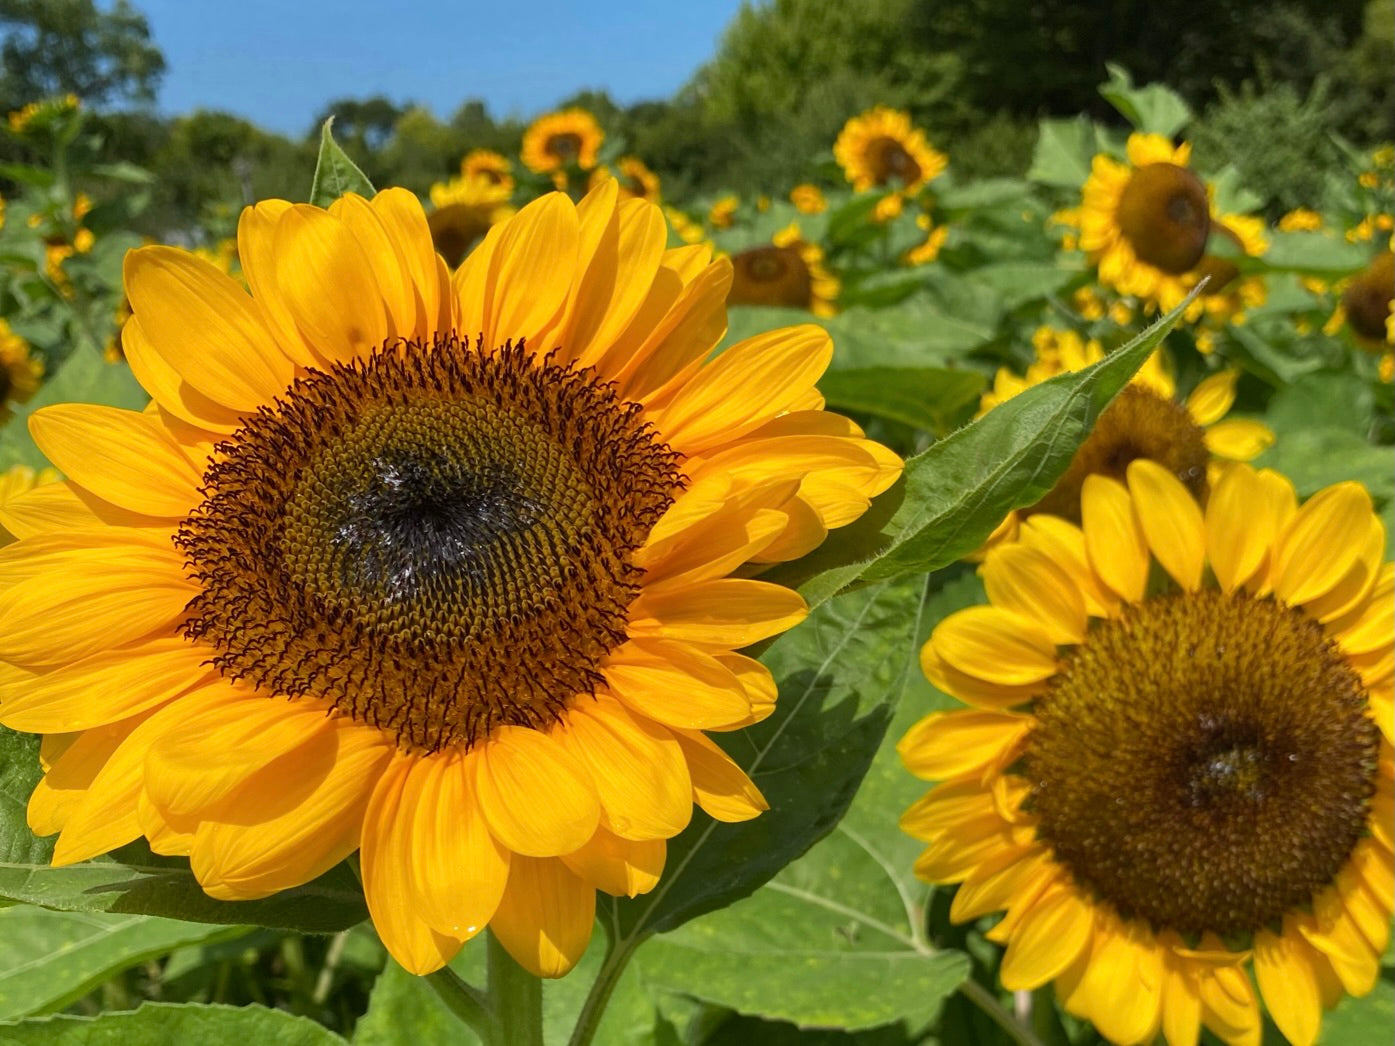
[0,184,900,980]
[727,222,839,317]
[0,318,42,421]
[833,107,946,194]
[520,108,603,179]
[903,460,1393,1046]
[589,157,660,203]
[460,149,514,192]
[426,175,514,268]
[1080,133,1211,307]
[980,330,1272,532]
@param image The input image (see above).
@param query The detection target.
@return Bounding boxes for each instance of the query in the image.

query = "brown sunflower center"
[869,136,921,186]
[428,204,494,268]
[1191,223,1245,294]
[1116,162,1211,274]
[547,132,582,163]
[477,168,505,186]
[1026,589,1379,938]
[176,337,682,753]
[1028,384,1208,523]
[1342,251,1394,343]
[729,245,811,310]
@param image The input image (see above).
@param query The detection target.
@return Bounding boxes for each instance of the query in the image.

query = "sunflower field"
[0,44,1392,1046]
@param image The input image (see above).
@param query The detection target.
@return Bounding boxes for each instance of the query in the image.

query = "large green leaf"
[309,118,375,207]
[0,728,368,934]
[353,963,477,1046]
[770,288,1200,608]
[1258,232,1371,276]
[1026,117,1098,189]
[1317,974,1394,1046]
[0,908,248,1022]
[0,1003,345,1044]
[818,367,984,436]
[1098,64,1191,138]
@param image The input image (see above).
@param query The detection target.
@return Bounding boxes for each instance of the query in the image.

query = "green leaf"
[354,963,478,1046]
[0,1003,346,1044]
[1258,232,1371,276]
[818,367,984,437]
[309,117,375,207]
[1254,428,1395,506]
[1263,370,1375,437]
[635,575,986,1033]
[1026,117,1098,188]
[0,728,369,934]
[0,908,249,1022]
[967,260,1084,310]
[772,286,1201,608]
[936,178,1032,210]
[1318,974,1394,1046]
[1098,64,1191,138]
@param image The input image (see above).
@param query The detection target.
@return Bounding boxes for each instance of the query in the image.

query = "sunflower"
[789,184,826,215]
[833,107,946,194]
[0,183,900,980]
[1279,208,1324,233]
[976,330,1272,548]
[520,108,603,178]
[1181,214,1269,353]
[461,149,514,192]
[1079,133,1210,308]
[727,222,839,318]
[902,460,1393,1046]
[903,214,948,266]
[708,195,738,230]
[1327,250,1394,349]
[0,318,43,421]
[589,157,660,203]
[426,175,515,268]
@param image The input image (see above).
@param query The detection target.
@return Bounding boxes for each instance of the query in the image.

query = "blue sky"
[139,0,747,137]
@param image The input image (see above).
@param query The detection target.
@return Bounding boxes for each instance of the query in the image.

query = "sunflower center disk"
[1029,384,1208,522]
[177,337,682,753]
[869,136,921,185]
[729,246,810,309]
[1116,162,1210,274]
[1026,589,1379,938]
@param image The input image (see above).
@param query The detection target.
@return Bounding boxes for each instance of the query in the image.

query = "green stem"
[488,931,544,1046]
[426,966,498,1043]
[566,934,642,1046]
[957,979,1048,1046]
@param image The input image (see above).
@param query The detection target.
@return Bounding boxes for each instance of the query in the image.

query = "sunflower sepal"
[308,117,375,207]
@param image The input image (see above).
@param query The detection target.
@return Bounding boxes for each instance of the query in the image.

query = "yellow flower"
[461,149,514,193]
[1279,208,1324,232]
[589,157,660,203]
[728,222,840,317]
[789,184,826,215]
[708,195,738,229]
[6,93,79,133]
[903,214,948,266]
[0,183,900,980]
[872,192,904,223]
[1080,134,1209,308]
[1178,213,1269,345]
[1050,207,1082,252]
[903,461,1393,1046]
[520,108,603,175]
[978,331,1272,538]
[833,107,946,193]
[663,206,706,246]
[1347,212,1394,244]
[0,319,43,421]
[1327,250,1394,349]
[426,175,515,268]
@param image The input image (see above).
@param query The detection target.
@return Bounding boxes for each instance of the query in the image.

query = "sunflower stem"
[957,979,1048,1046]
[487,930,544,1046]
[426,966,497,1042]
[566,932,641,1046]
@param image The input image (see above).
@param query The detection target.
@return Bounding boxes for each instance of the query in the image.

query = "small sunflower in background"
[0,318,43,421]
[789,184,826,215]
[902,460,1392,1046]
[903,213,948,266]
[426,174,515,268]
[1327,249,1394,349]
[1181,213,1269,352]
[1079,133,1210,307]
[834,106,946,194]
[663,206,706,246]
[976,329,1272,543]
[460,149,514,192]
[589,157,661,203]
[0,183,900,980]
[727,222,839,317]
[520,108,603,185]
[1279,208,1324,232]
[707,194,738,229]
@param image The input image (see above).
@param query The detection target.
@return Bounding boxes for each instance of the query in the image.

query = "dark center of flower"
[176,337,682,753]
[1342,251,1394,344]
[0,367,11,404]
[869,136,922,186]
[729,245,811,310]
[1028,384,1209,523]
[428,204,494,268]
[547,133,582,163]
[478,168,505,186]
[1116,162,1211,274]
[1025,589,1379,938]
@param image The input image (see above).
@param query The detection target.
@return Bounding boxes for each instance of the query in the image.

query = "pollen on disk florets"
[1026,589,1379,939]
[176,335,683,753]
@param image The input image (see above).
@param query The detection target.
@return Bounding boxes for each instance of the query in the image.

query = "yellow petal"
[0,480,171,541]
[1159,959,1202,1046]
[983,542,1089,644]
[614,259,732,401]
[1299,888,1381,995]
[29,405,202,518]
[474,725,599,857]
[1253,924,1324,1046]
[603,639,754,731]
[1062,916,1165,1046]
[998,885,1094,991]
[28,711,155,838]
[1184,370,1237,427]
[671,728,767,822]
[920,642,1046,710]
[328,193,414,334]
[896,709,1031,781]
[569,192,669,369]
[560,826,665,897]
[930,606,1058,687]
[371,187,451,337]
[478,193,579,349]
[1127,459,1205,591]
[1202,418,1274,461]
[1206,464,1274,593]
[559,695,692,841]
[949,848,1050,923]
[628,579,807,650]
[121,315,244,433]
[1271,482,1374,605]
[1335,563,1394,656]
[1082,473,1149,603]
[491,856,595,978]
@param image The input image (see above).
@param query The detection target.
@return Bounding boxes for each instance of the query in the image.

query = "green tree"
[0,0,165,111]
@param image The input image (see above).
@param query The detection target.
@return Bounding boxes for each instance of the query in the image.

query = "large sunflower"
[0,318,43,421]
[833,107,946,194]
[0,183,900,978]
[520,108,603,177]
[903,460,1393,1046]
[727,222,839,317]
[1079,134,1210,307]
